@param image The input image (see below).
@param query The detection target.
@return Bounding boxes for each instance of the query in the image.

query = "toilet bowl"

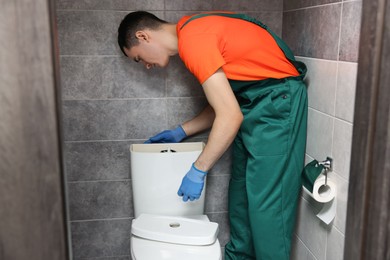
[130,214,222,260]
[129,143,222,260]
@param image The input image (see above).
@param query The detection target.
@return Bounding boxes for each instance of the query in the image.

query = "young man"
[118,11,308,260]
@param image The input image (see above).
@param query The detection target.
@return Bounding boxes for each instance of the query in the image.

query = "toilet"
[130,142,222,260]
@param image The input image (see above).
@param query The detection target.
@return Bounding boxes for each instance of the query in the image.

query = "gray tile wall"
[57,0,283,259]
[283,1,362,260]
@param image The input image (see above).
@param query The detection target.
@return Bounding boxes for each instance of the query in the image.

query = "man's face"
[124,33,169,69]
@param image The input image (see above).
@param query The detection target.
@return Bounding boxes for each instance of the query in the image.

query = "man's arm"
[181,105,215,136]
[193,68,243,172]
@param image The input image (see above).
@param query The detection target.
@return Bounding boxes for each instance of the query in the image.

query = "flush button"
[169,222,180,228]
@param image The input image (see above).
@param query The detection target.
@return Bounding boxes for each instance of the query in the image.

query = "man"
[118,11,308,260]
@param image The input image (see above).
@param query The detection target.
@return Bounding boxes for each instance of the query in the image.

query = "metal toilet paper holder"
[316,157,333,186]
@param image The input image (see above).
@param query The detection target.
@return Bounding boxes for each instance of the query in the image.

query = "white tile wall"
[294,58,357,260]
[286,1,361,259]
[326,226,345,260]
[336,62,358,123]
[302,58,338,116]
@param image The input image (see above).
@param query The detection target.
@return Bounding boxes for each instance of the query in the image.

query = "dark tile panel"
[71,219,131,258]
[75,257,130,260]
[282,4,341,60]
[165,0,282,12]
[166,56,204,97]
[64,141,134,181]
[62,99,167,141]
[213,0,282,12]
[208,212,230,247]
[57,11,163,55]
[57,0,164,10]
[164,0,213,11]
[60,56,166,99]
[68,181,133,220]
[339,1,362,62]
[166,97,208,128]
[205,174,230,213]
[284,0,340,11]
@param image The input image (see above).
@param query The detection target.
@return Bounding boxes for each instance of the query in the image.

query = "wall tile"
[299,57,338,115]
[332,119,353,180]
[57,0,164,10]
[166,97,208,128]
[62,99,167,141]
[339,1,362,62]
[328,172,349,233]
[213,0,282,12]
[326,226,345,260]
[208,212,230,247]
[57,11,124,55]
[71,219,131,258]
[68,181,133,220]
[165,0,213,11]
[295,198,327,260]
[205,174,230,213]
[57,11,164,55]
[164,11,199,23]
[291,235,310,260]
[283,5,341,60]
[60,56,166,99]
[284,0,340,11]
[64,141,132,181]
[75,257,130,260]
[57,0,129,10]
[166,56,204,97]
[306,108,334,161]
[335,62,358,122]
[165,0,283,11]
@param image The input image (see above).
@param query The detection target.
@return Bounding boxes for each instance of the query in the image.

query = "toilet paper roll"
[303,174,337,225]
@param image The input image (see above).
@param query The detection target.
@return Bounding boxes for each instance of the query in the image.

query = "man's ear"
[135,31,150,42]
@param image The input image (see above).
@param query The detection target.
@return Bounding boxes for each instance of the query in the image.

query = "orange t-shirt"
[176,14,299,84]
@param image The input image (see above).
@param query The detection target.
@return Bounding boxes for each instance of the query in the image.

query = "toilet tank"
[130,142,206,218]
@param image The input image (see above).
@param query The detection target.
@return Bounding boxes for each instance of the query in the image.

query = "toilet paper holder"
[316,157,333,186]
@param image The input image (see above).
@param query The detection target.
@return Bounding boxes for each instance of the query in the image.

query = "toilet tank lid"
[131,214,219,246]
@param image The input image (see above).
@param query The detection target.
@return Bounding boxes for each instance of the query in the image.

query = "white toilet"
[130,142,222,260]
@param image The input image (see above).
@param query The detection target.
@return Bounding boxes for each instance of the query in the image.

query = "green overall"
[181,13,308,260]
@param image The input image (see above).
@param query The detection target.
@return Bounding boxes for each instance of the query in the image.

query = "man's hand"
[177,163,207,202]
[144,125,187,143]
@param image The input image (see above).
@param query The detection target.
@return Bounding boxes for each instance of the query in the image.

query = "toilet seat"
[131,214,222,260]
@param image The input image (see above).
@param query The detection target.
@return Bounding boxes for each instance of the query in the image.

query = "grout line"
[284,1,343,13]
[68,179,131,184]
[293,233,320,260]
[70,217,132,223]
[60,54,120,57]
[308,107,353,125]
[76,255,131,259]
[56,9,283,13]
[64,139,142,143]
[62,96,206,101]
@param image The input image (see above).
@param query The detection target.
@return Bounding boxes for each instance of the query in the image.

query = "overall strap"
[180,12,306,79]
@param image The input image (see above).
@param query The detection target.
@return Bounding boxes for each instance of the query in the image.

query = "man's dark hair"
[117,11,168,57]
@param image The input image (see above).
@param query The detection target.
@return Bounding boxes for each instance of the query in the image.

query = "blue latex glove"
[177,163,207,202]
[144,125,187,143]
